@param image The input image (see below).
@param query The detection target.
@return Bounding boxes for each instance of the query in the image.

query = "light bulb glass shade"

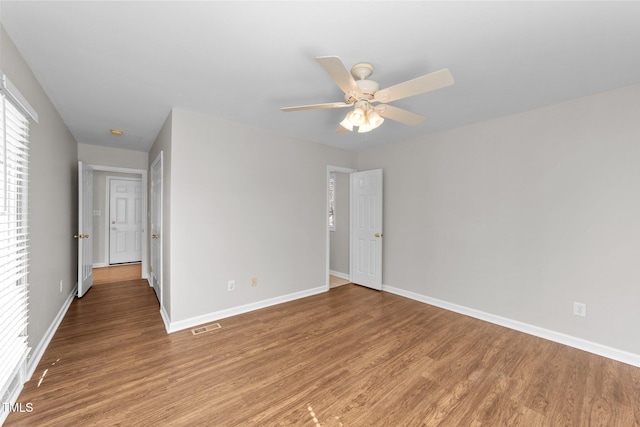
[339,116,353,131]
[357,123,371,133]
[348,107,366,126]
[367,110,384,127]
[356,110,385,133]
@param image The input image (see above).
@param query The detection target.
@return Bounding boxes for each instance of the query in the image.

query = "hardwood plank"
[330,274,350,288]
[6,283,640,426]
[92,264,141,285]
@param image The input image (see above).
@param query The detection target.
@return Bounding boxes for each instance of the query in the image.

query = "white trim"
[326,165,357,291]
[86,164,148,279]
[1,372,25,425]
[91,165,146,175]
[383,284,640,368]
[26,284,77,380]
[160,304,171,333]
[92,262,109,268]
[0,72,39,122]
[165,286,326,333]
[329,270,349,280]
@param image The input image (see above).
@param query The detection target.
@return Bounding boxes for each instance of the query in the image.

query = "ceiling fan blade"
[375,104,426,126]
[374,68,454,103]
[316,56,363,100]
[281,102,352,112]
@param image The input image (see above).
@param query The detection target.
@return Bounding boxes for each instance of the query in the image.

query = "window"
[328,173,336,231]
[0,74,35,409]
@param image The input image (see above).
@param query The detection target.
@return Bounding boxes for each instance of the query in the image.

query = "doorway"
[87,165,148,279]
[326,166,356,289]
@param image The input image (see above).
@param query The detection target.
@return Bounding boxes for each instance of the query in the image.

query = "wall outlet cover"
[573,301,587,317]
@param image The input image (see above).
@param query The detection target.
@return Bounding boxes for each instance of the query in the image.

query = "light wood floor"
[7,279,640,426]
[329,274,350,288]
[92,263,141,285]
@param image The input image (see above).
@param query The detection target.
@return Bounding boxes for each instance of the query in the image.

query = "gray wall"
[358,84,640,355]
[329,172,350,275]
[168,109,358,323]
[1,26,78,359]
[78,143,148,170]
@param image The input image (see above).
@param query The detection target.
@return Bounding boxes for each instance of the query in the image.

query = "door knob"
[375,233,383,238]
[74,234,80,239]
[83,234,90,239]
[152,234,159,239]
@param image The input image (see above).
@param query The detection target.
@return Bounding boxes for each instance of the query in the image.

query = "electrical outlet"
[573,302,587,317]
[251,277,257,287]
[227,280,235,291]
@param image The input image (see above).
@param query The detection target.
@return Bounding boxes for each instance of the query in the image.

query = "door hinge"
[150,266,153,272]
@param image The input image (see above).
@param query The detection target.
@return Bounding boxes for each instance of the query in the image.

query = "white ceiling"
[2,1,640,152]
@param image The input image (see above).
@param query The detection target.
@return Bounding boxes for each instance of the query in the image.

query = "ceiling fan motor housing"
[356,80,379,100]
[344,79,379,103]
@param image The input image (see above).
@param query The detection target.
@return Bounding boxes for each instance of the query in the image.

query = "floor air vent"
[191,323,222,335]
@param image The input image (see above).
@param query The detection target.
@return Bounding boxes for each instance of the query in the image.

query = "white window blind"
[0,86,31,405]
[328,173,336,231]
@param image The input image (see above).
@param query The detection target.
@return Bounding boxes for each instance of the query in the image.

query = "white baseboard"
[382,284,640,368]
[160,304,171,333]
[26,284,78,380]
[92,262,108,268]
[166,286,326,333]
[329,270,349,280]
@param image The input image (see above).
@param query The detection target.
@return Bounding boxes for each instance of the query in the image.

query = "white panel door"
[77,161,94,297]
[109,179,142,264]
[150,153,163,302]
[350,169,383,290]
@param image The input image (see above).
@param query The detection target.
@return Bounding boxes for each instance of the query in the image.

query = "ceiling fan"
[281,56,454,133]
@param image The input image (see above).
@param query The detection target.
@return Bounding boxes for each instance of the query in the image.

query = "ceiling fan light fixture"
[281,56,455,137]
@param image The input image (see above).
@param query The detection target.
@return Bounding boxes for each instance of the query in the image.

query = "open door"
[150,152,163,303]
[76,161,94,297]
[350,169,383,290]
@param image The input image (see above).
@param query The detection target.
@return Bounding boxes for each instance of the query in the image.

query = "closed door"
[350,169,383,290]
[150,153,163,302]
[109,179,142,264]
[77,161,94,297]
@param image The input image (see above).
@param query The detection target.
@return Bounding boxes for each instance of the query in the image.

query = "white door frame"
[89,164,148,280]
[325,165,357,290]
[105,176,143,265]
